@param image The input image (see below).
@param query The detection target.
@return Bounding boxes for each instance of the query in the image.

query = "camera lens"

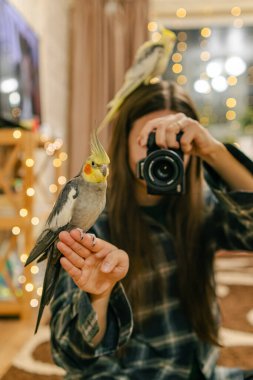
[148,156,179,185]
[153,159,176,181]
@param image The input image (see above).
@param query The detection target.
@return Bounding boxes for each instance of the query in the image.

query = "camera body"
[136,132,185,195]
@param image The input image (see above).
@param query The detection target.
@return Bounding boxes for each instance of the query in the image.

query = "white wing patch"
[46,187,77,230]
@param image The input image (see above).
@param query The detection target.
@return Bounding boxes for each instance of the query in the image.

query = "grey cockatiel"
[25,132,110,333]
[97,27,176,134]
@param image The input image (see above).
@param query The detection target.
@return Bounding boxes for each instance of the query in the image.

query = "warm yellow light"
[45,143,55,156]
[233,18,244,28]
[226,110,236,120]
[227,76,238,86]
[176,8,187,18]
[200,116,209,126]
[177,42,187,52]
[177,31,187,41]
[149,77,160,84]
[201,27,212,38]
[177,75,187,85]
[18,275,26,284]
[151,32,162,42]
[25,158,34,167]
[54,138,63,149]
[26,187,35,196]
[58,176,67,185]
[59,152,68,161]
[31,217,40,226]
[200,51,210,61]
[12,226,21,235]
[31,265,39,274]
[172,64,183,74]
[37,287,43,296]
[20,254,28,263]
[30,299,39,308]
[172,53,182,63]
[49,184,58,193]
[148,21,158,32]
[53,158,62,168]
[19,208,28,217]
[25,283,34,292]
[226,98,237,108]
[13,130,22,139]
[231,6,241,16]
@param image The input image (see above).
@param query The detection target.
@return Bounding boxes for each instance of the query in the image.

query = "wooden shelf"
[0,127,65,319]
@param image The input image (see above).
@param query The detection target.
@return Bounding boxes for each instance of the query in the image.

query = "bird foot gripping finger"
[88,233,97,247]
[76,228,85,240]
[76,229,96,246]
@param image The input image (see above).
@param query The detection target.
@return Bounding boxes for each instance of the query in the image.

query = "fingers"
[99,249,129,278]
[60,257,82,282]
[58,230,125,277]
[69,229,117,254]
[58,231,91,259]
[138,113,188,148]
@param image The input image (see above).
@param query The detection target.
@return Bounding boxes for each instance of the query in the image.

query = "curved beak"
[100,164,108,177]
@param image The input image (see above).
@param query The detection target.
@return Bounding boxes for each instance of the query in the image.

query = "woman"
[50,81,253,380]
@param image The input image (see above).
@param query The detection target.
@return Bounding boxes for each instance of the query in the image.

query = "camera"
[136,132,185,195]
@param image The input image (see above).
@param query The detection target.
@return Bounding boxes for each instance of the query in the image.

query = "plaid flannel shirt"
[50,147,253,380]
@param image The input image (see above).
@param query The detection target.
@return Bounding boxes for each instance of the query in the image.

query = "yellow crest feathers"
[90,130,110,165]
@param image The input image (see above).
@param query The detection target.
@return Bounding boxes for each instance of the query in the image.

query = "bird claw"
[76,228,85,240]
[76,229,96,246]
[89,233,97,247]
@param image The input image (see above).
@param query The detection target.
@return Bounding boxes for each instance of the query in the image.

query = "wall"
[9,0,72,140]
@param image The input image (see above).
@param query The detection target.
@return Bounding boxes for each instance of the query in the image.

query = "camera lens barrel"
[142,149,184,194]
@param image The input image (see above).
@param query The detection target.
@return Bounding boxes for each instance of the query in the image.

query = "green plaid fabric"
[50,155,253,380]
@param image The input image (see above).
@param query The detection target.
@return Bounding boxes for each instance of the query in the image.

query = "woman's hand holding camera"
[57,229,129,298]
[137,112,222,163]
[137,112,253,191]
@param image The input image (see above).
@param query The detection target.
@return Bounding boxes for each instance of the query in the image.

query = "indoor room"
[0,0,252,379]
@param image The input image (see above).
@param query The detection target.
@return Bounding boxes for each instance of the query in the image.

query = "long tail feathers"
[25,230,57,267]
[34,246,61,334]
[96,98,124,135]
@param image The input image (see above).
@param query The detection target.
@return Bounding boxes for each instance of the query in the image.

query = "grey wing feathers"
[25,179,79,267]
[46,179,79,228]
[109,45,164,108]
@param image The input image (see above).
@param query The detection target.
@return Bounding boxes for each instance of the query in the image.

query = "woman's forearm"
[203,142,253,191]
[89,289,112,346]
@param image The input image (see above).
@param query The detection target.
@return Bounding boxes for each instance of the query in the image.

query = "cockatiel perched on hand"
[97,27,176,134]
[25,131,110,333]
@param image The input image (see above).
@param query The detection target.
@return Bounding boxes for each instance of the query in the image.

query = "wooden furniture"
[0,128,65,319]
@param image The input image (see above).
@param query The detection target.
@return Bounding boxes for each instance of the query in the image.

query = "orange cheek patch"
[84,163,92,174]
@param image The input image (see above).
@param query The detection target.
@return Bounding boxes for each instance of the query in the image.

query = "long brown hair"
[107,81,218,345]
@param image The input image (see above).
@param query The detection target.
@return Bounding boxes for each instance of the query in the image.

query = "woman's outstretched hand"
[57,229,129,297]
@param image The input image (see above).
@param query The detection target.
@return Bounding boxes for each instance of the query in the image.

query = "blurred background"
[0,1,252,378]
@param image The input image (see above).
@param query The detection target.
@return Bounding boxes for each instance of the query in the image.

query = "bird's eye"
[91,161,95,167]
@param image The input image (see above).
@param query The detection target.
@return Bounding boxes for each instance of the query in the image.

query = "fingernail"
[101,262,111,272]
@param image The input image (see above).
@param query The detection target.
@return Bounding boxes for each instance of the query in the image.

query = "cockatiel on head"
[97,27,176,134]
[25,131,110,333]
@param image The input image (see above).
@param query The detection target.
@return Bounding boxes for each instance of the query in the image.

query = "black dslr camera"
[136,132,185,195]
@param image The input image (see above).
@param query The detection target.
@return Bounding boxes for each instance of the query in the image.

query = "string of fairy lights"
[147,4,250,128]
[4,130,68,308]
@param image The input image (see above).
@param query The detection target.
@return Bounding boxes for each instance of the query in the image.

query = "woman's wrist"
[201,140,226,168]
[88,285,114,303]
